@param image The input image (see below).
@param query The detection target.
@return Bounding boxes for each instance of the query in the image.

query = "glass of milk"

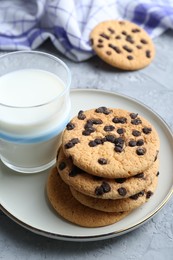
[0,51,71,173]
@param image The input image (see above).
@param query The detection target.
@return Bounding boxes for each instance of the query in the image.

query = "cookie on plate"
[70,171,159,212]
[90,20,155,70]
[47,167,130,227]
[62,107,160,178]
[57,146,159,199]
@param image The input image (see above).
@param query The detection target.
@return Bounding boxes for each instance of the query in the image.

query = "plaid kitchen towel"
[0,0,173,61]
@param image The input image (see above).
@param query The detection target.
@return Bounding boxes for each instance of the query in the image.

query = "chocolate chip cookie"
[70,171,159,212]
[57,146,159,199]
[47,167,130,227]
[62,107,160,178]
[90,20,155,70]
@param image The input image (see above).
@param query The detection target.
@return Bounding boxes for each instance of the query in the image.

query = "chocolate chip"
[108,28,115,34]
[141,39,148,44]
[130,113,138,119]
[130,193,140,200]
[122,31,127,35]
[136,147,146,155]
[65,138,80,149]
[88,140,97,147]
[95,186,104,196]
[132,28,141,33]
[123,45,133,53]
[106,135,116,143]
[89,138,104,147]
[98,158,107,165]
[136,45,142,49]
[95,181,111,196]
[126,35,134,44]
[82,128,95,136]
[130,191,144,200]
[146,190,153,199]
[114,146,123,153]
[114,137,124,147]
[117,128,125,134]
[95,138,104,145]
[127,55,133,60]
[77,110,86,120]
[106,51,111,55]
[112,117,127,124]
[64,142,74,149]
[131,118,142,125]
[134,172,144,178]
[112,117,120,123]
[142,127,152,134]
[101,137,107,143]
[146,50,151,58]
[69,166,81,177]
[119,21,125,25]
[98,39,103,43]
[108,43,121,54]
[114,137,124,153]
[136,139,144,146]
[97,44,104,48]
[128,140,137,147]
[117,187,127,196]
[156,171,160,176]
[104,125,115,132]
[59,161,66,170]
[115,35,121,39]
[100,33,110,40]
[93,119,103,125]
[91,119,103,125]
[95,107,111,115]
[115,178,126,183]
[95,106,107,113]
[132,130,141,137]
[82,130,90,136]
[101,181,111,192]
[71,138,79,144]
[90,38,93,45]
[84,122,93,129]
[140,191,145,196]
[66,122,75,130]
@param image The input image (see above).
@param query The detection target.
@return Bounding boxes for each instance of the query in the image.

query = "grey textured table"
[0,31,173,260]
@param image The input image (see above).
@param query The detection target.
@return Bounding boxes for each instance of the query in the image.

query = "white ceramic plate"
[0,89,173,241]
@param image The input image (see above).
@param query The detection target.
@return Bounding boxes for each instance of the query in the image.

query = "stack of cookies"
[47,107,160,227]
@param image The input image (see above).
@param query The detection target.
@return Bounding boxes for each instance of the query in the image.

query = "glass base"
[0,157,56,174]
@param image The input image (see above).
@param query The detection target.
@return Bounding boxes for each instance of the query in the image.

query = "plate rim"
[1,88,173,241]
[1,187,173,242]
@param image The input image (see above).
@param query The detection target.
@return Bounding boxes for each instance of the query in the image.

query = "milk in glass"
[0,68,71,173]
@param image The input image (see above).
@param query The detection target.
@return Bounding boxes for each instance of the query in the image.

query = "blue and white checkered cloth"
[0,0,173,61]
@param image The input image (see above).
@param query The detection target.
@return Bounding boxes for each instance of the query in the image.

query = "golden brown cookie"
[70,172,159,213]
[57,146,159,199]
[90,20,155,70]
[62,107,160,178]
[46,167,130,227]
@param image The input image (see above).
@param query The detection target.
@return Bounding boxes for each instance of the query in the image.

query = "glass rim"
[0,50,71,109]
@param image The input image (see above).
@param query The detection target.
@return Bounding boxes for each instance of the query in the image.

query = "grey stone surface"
[0,30,173,260]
